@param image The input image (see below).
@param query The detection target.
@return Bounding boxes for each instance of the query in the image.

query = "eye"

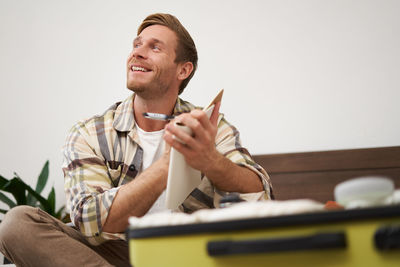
[152,45,160,51]
[133,42,141,48]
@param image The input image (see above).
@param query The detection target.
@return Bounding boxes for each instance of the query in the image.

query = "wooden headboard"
[253,146,400,203]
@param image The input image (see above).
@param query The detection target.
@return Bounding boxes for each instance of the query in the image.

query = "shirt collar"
[172,97,196,116]
[113,93,196,132]
[113,94,135,132]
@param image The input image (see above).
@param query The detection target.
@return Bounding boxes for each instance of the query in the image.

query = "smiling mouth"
[132,66,151,72]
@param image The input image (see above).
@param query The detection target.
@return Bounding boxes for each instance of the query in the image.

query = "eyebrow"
[133,36,165,46]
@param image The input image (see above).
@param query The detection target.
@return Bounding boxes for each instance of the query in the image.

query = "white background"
[0,0,399,213]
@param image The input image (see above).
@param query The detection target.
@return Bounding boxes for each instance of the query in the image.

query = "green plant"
[0,160,68,222]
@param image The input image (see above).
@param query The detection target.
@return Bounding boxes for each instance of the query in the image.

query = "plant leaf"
[0,174,10,187]
[6,175,52,212]
[0,209,8,214]
[55,206,65,219]
[47,187,56,215]
[0,191,16,208]
[1,178,27,205]
[36,160,49,194]
[0,163,57,218]
[23,184,52,212]
[27,161,50,206]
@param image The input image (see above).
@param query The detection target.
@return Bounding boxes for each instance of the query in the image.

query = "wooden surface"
[253,146,400,203]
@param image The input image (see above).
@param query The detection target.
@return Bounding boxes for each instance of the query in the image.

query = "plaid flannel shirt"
[62,94,272,245]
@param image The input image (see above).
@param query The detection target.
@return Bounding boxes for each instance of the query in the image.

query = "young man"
[0,13,272,266]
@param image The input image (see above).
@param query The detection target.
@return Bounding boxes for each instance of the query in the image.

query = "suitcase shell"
[128,205,400,267]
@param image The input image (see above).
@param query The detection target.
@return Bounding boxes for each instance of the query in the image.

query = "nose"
[132,45,147,60]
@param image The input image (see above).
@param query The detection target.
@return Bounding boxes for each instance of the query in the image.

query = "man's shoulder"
[70,93,134,134]
[69,101,122,136]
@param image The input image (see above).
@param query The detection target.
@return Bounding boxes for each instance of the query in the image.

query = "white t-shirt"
[136,124,169,215]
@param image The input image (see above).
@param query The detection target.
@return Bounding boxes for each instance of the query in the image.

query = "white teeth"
[132,66,149,72]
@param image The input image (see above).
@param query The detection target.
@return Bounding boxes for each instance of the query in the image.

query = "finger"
[165,121,199,149]
[180,111,213,144]
[163,129,193,156]
[163,140,171,154]
[189,108,217,140]
[164,113,192,144]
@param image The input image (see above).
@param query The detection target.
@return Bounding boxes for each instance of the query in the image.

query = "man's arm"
[102,153,169,233]
[63,120,170,241]
[164,102,264,193]
[197,150,263,193]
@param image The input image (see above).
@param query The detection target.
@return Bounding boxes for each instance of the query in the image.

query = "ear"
[177,62,194,81]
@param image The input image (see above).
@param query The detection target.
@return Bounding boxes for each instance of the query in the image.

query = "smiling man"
[0,13,272,266]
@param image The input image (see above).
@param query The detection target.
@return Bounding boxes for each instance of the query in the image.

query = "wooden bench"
[253,146,400,203]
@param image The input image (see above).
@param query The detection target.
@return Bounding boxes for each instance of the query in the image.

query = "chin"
[127,85,154,99]
[127,86,144,94]
[127,81,145,92]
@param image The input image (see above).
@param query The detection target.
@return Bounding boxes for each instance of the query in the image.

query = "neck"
[133,91,178,132]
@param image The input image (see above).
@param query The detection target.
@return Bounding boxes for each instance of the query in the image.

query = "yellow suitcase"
[128,205,400,267]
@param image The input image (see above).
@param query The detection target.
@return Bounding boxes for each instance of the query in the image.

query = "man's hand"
[163,101,221,173]
[163,101,263,193]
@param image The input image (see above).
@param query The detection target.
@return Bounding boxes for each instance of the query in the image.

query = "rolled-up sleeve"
[62,122,120,245]
[214,116,273,202]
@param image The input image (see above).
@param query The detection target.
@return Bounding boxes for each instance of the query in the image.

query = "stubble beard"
[127,78,171,100]
[127,66,177,100]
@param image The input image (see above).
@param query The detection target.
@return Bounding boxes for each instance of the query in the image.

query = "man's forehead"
[135,25,177,44]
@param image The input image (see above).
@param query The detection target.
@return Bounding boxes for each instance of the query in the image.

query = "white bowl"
[334,176,394,208]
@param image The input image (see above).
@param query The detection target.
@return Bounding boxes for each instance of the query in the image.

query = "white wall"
[0,0,399,210]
